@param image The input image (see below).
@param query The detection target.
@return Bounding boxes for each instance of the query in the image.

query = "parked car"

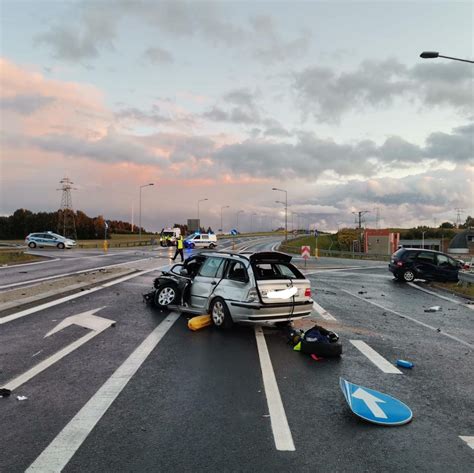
[146,251,313,328]
[184,233,217,249]
[25,231,76,249]
[388,248,462,282]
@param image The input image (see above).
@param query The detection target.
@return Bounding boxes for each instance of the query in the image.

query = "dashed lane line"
[340,289,473,349]
[408,282,474,310]
[26,312,180,472]
[255,326,295,451]
[350,340,402,374]
[459,436,474,450]
[312,301,337,321]
[0,265,167,325]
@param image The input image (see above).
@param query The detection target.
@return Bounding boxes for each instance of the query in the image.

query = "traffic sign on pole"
[339,378,413,426]
[301,246,310,259]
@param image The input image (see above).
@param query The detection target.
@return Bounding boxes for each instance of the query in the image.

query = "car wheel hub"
[212,302,224,325]
[158,287,175,305]
[404,271,415,281]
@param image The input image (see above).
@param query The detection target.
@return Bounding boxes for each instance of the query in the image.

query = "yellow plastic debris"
[293,341,301,351]
[188,314,212,331]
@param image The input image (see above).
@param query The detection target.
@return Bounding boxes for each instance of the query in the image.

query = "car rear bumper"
[229,299,313,322]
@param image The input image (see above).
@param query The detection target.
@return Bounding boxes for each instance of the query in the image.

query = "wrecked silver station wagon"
[145,251,314,328]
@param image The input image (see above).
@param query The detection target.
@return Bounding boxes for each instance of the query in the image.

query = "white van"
[184,233,217,249]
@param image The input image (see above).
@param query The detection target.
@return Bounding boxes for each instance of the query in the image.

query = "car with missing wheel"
[145,251,313,328]
[25,231,76,249]
[389,248,462,282]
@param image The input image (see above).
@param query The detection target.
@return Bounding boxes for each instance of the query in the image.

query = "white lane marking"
[2,308,115,391]
[0,266,166,325]
[341,289,473,349]
[0,256,156,289]
[255,326,295,452]
[408,282,474,310]
[26,312,180,472]
[350,340,402,374]
[459,436,474,450]
[312,301,337,321]
[0,258,61,270]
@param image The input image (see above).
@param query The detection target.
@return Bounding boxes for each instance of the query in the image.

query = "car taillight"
[246,288,258,302]
[396,261,403,267]
[305,288,312,297]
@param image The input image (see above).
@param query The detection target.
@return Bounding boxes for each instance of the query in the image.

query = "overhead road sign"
[339,378,413,426]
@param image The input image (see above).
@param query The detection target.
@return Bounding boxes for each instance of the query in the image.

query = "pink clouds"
[0,57,111,139]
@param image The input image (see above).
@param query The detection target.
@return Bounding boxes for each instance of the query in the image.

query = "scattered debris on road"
[288,324,342,358]
[0,388,12,397]
[396,360,414,369]
[424,306,442,312]
[16,395,28,401]
[358,291,367,294]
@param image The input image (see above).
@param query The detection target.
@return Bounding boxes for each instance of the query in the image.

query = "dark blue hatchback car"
[389,248,461,282]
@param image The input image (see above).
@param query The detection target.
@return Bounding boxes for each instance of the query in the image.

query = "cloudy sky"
[1,0,473,233]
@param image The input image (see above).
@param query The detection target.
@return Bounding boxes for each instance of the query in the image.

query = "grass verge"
[430,281,474,299]
[0,251,44,266]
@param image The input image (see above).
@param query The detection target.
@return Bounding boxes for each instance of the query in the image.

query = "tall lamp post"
[197,198,208,231]
[220,205,230,234]
[272,187,287,242]
[139,183,154,241]
[420,51,474,64]
[234,210,244,250]
[251,212,258,233]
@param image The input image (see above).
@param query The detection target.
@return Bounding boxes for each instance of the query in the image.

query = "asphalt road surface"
[1,238,473,472]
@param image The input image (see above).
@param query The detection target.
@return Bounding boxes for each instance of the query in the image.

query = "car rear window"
[253,262,304,280]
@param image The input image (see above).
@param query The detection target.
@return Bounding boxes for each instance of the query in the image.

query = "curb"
[427,282,474,302]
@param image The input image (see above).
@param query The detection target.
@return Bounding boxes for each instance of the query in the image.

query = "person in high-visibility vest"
[171,234,184,262]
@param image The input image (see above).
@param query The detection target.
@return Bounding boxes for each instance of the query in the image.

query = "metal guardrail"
[277,245,391,261]
[458,271,474,284]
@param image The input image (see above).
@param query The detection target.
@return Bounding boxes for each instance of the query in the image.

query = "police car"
[25,232,77,249]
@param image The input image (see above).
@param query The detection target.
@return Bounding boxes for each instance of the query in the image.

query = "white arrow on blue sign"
[340,378,413,426]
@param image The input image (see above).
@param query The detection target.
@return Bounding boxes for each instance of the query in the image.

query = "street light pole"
[139,183,154,241]
[420,51,474,64]
[234,210,244,250]
[197,198,208,231]
[422,231,426,249]
[251,213,258,233]
[272,187,288,241]
[220,205,229,234]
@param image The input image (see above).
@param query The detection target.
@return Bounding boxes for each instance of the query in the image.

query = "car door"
[413,251,437,279]
[190,257,225,309]
[215,260,250,304]
[435,254,459,281]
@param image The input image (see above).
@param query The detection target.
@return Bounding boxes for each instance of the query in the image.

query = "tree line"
[0,209,145,240]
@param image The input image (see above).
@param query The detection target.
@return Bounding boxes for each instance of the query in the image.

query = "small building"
[364,229,400,255]
[187,219,200,233]
[448,229,474,255]
[398,239,442,251]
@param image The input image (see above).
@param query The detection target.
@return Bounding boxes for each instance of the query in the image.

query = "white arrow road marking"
[352,387,387,419]
[255,326,295,451]
[350,340,402,374]
[26,312,180,473]
[459,436,474,450]
[1,308,115,392]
